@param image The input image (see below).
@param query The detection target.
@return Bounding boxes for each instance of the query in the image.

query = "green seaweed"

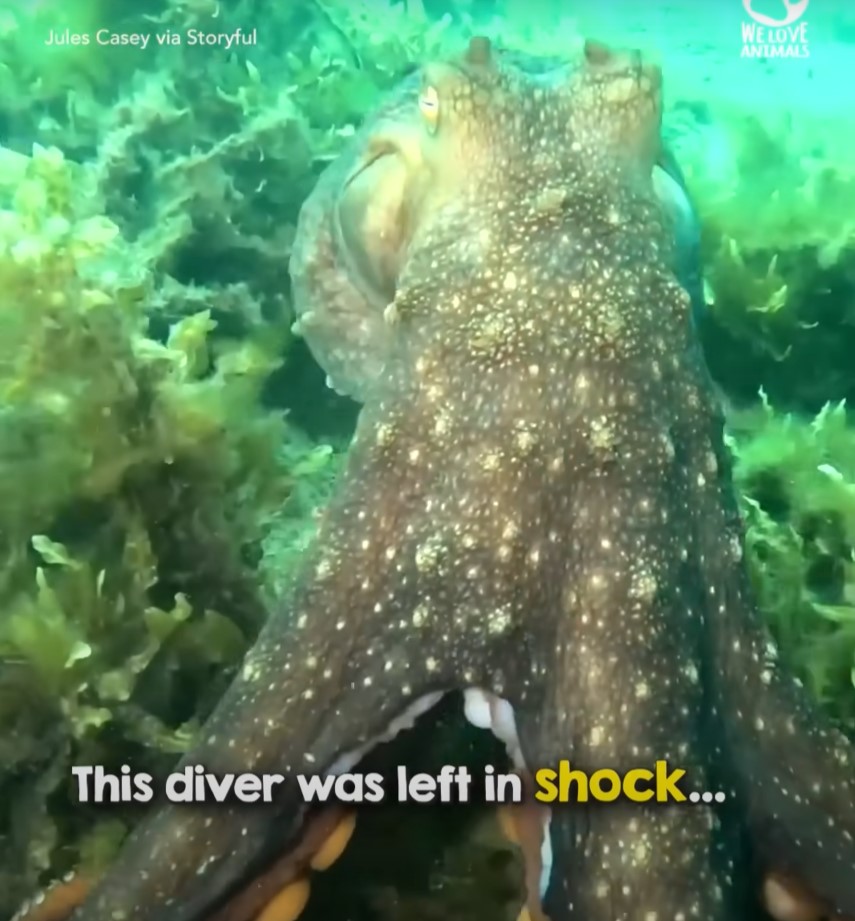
[0,140,329,911]
[730,395,855,728]
[674,110,855,404]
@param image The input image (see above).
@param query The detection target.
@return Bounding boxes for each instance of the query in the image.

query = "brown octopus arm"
[504,252,754,921]
[682,373,855,917]
[56,375,544,921]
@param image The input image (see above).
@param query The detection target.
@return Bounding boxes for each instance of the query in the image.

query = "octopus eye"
[418,85,440,132]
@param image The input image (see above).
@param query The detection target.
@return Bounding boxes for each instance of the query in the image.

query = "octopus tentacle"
[683,384,855,916]
[17,809,358,921]
[12,875,93,921]
[497,770,551,921]
[511,406,752,920]
[59,378,544,920]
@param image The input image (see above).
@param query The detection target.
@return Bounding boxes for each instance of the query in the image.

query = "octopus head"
[290,36,665,400]
[336,36,663,297]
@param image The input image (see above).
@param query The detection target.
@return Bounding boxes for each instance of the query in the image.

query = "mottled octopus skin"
[55,37,855,921]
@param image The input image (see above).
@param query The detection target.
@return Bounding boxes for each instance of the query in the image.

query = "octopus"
[15,34,855,921]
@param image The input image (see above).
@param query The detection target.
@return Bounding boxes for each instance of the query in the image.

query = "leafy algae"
[0,139,332,909]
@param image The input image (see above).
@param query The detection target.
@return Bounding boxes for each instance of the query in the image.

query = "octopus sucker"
[307,813,357,871]
[12,876,93,921]
[253,880,310,921]
[762,872,854,921]
[19,32,855,921]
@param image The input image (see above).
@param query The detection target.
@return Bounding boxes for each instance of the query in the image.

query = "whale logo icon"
[742,0,809,27]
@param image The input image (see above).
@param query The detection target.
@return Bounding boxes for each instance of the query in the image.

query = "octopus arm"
[63,397,501,921]
[511,408,750,921]
[688,386,855,916]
